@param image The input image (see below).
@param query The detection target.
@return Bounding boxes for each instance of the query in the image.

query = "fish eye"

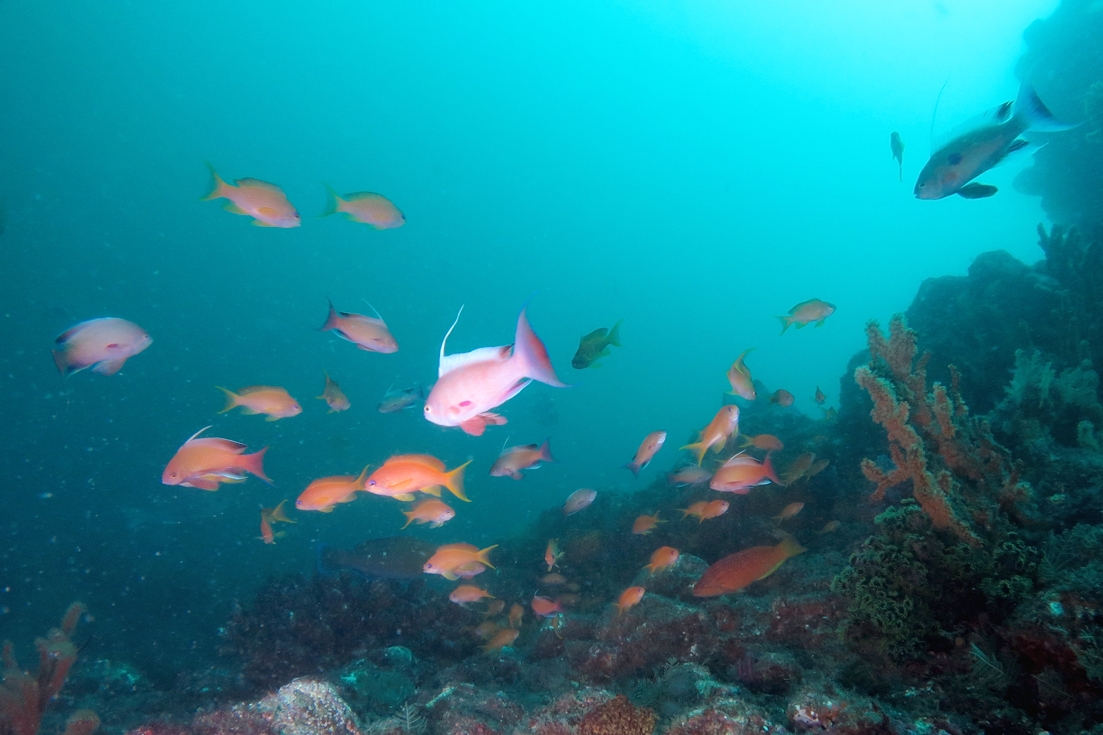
[424,406,431,413]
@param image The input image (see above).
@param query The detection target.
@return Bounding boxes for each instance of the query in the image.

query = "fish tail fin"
[513,306,568,388]
[270,500,295,524]
[445,460,472,502]
[201,162,231,201]
[400,511,415,530]
[606,320,623,348]
[678,509,691,519]
[216,386,239,413]
[776,315,791,335]
[476,544,498,569]
[763,452,784,486]
[319,183,343,217]
[623,461,640,478]
[679,441,707,467]
[1014,82,1075,133]
[779,535,808,558]
[244,447,272,485]
[51,348,74,376]
[354,465,371,489]
[320,298,340,331]
[539,439,555,463]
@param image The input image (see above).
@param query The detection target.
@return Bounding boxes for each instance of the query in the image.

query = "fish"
[449,585,494,605]
[615,586,645,616]
[540,573,567,585]
[162,427,270,491]
[490,440,554,480]
[317,372,351,413]
[781,453,816,485]
[710,453,783,494]
[806,458,830,479]
[915,83,1072,201]
[680,405,740,466]
[320,298,398,354]
[378,382,426,413]
[320,184,405,229]
[259,500,295,544]
[692,536,807,597]
[624,431,666,478]
[821,407,838,421]
[571,320,623,369]
[768,389,795,407]
[201,163,300,228]
[317,537,437,580]
[667,466,712,487]
[741,434,784,451]
[485,600,506,618]
[890,131,904,181]
[423,543,497,581]
[509,603,524,629]
[773,502,805,523]
[777,299,836,333]
[563,489,597,515]
[531,595,564,618]
[819,520,841,535]
[52,318,152,376]
[400,498,456,529]
[632,513,662,535]
[644,546,680,575]
[726,349,756,401]
[217,386,302,421]
[545,539,564,571]
[424,304,567,436]
[365,454,472,502]
[474,621,501,640]
[679,500,729,523]
[482,628,519,653]
[814,387,826,405]
[295,467,370,512]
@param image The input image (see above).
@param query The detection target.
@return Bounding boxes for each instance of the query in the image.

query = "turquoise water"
[0,0,1066,690]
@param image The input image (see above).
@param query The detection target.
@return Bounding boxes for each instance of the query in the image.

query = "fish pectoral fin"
[239,406,260,415]
[394,493,416,502]
[252,219,275,227]
[223,202,248,215]
[443,572,459,581]
[319,505,335,513]
[264,415,281,422]
[92,358,127,375]
[421,486,442,497]
[957,183,999,199]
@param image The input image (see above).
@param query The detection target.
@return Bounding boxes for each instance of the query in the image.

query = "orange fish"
[541,573,567,585]
[741,434,784,451]
[474,621,501,640]
[424,543,497,581]
[710,453,782,494]
[449,585,494,605]
[545,539,564,571]
[644,546,680,575]
[295,467,370,512]
[615,586,645,616]
[777,299,835,334]
[681,405,740,466]
[202,164,300,228]
[632,513,663,535]
[509,603,524,629]
[768,389,795,407]
[317,371,351,413]
[667,466,712,488]
[726,349,756,401]
[320,185,405,230]
[563,489,597,515]
[485,600,506,619]
[693,537,807,596]
[52,318,152,376]
[217,386,302,421]
[679,499,729,522]
[259,500,295,544]
[162,427,270,491]
[814,387,826,404]
[773,502,805,522]
[423,305,567,436]
[624,431,666,477]
[781,453,816,485]
[531,595,564,618]
[490,440,554,480]
[401,498,456,529]
[482,628,519,653]
[320,299,398,354]
[365,454,472,502]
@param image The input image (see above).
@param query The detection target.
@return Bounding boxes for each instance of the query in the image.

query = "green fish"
[572,320,622,369]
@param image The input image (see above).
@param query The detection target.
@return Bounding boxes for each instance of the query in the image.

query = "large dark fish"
[915,82,1072,200]
[317,537,437,579]
[890,132,904,181]
[572,320,622,369]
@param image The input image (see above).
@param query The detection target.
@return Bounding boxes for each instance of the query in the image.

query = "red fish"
[616,586,645,616]
[692,537,806,596]
[531,595,564,618]
[320,299,398,354]
[490,440,554,480]
[162,427,270,491]
[545,539,564,571]
[52,318,152,376]
[726,349,756,401]
[632,513,662,535]
[423,305,567,436]
[710,453,783,494]
[259,500,295,544]
[624,431,666,477]
[681,405,740,466]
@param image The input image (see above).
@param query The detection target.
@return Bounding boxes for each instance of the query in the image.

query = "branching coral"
[0,603,90,735]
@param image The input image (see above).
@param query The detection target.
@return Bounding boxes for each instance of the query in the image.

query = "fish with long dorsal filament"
[162,427,270,491]
[490,439,554,480]
[320,298,398,353]
[710,452,783,494]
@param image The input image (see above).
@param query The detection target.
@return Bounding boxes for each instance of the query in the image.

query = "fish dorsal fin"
[439,305,465,376]
[184,426,212,443]
[440,347,511,377]
[236,178,283,192]
[362,299,385,322]
[932,102,1014,153]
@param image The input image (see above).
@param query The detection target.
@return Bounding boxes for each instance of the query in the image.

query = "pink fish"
[423,305,567,436]
[320,299,398,353]
[710,452,783,494]
[201,164,300,228]
[490,439,554,480]
[52,318,152,376]
[667,465,712,488]
[563,488,597,515]
[624,431,666,477]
